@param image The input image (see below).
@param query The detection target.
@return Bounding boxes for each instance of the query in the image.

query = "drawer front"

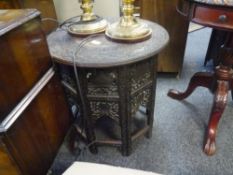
[192,6,233,30]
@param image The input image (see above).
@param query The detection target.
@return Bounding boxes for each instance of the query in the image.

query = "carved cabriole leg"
[204,47,233,155]
[80,69,98,154]
[168,72,214,100]
[118,66,132,156]
[146,57,157,138]
[167,34,233,155]
[204,80,229,155]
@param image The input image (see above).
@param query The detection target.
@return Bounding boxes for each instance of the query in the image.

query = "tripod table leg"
[168,72,214,100]
[204,80,229,155]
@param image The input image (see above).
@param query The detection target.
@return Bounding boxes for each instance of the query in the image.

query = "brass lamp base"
[105,18,152,42]
[68,16,108,36]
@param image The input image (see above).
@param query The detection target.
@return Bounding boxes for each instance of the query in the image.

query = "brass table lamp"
[68,0,108,36]
[105,0,152,42]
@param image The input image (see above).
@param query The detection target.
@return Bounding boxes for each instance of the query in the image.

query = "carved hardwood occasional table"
[47,19,169,156]
[168,0,233,155]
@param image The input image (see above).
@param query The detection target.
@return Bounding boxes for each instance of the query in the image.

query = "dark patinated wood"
[48,20,168,156]
[0,9,72,174]
[136,0,189,73]
[47,19,169,68]
[0,0,58,34]
[168,1,233,155]
[57,58,159,156]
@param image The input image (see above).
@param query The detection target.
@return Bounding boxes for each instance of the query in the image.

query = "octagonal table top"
[191,0,233,6]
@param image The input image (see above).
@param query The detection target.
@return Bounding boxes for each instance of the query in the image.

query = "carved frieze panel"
[86,70,119,97]
[141,88,151,107]
[90,101,120,123]
[131,91,144,115]
[131,72,152,92]
[131,88,152,115]
[88,86,118,97]
[130,61,153,93]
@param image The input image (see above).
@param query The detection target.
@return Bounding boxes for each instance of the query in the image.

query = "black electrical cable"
[43,16,103,155]
[41,15,82,32]
[72,33,104,139]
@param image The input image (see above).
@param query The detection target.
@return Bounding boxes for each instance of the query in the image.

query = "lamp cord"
[41,15,82,32]
[72,34,103,155]
[43,17,103,157]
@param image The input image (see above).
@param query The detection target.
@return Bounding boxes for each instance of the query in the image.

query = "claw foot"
[204,138,216,156]
[167,89,183,100]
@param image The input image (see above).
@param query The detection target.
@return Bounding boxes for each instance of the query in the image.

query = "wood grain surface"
[137,0,189,73]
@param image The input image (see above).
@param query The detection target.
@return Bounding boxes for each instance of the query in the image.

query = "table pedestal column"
[168,33,233,155]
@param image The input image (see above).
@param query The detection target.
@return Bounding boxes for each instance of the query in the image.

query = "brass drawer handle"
[218,15,227,22]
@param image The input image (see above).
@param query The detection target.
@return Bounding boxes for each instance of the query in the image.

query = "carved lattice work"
[130,61,153,93]
[130,88,152,115]
[87,71,119,97]
[88,86,118,96]
[131,72,152,92]
[141,88,151,107]
[90,101,120,123]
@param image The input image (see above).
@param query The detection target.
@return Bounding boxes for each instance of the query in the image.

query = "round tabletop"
[190,0,233,7]
[47,19,169,68]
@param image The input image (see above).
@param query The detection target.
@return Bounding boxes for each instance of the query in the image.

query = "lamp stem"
[80,0,96,21]
[105,0,152,42]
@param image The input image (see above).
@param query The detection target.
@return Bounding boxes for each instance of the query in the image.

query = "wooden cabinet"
[0,10,52,119]
[0,9,71,175]
[137,0,189,73]
[0,0,20,8]
[0,0,57,33]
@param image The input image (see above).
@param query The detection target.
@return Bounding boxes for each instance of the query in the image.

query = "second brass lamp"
[68,0,108,36]
[105,0,152,42]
